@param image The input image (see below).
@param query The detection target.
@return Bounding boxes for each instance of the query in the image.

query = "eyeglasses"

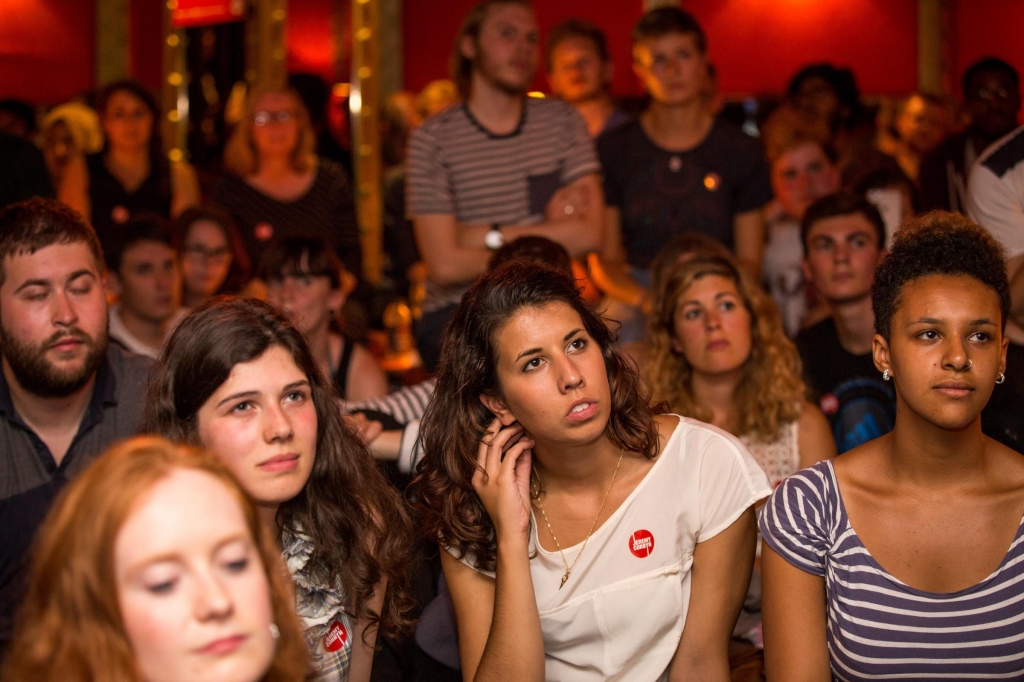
[183,245,231,262]
[253,110,295,126]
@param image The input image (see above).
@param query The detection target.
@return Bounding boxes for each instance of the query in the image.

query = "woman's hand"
[472,419,535,543]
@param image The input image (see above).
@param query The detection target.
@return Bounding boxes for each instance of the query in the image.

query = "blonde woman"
[212,84,360,276]
[646,252,835,670]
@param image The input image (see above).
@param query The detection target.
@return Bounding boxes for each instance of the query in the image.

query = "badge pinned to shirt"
[629,529,655,558]
[324,620,348,652]
[703,172,721,191]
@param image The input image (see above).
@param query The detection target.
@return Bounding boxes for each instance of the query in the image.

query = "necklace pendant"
[559,570,571,590]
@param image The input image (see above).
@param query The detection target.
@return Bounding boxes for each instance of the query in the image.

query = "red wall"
[131,0,166,95]
[0,0,95,105]
[403,0,919,98]
[954,0,1024,96]
[287,0,338,82]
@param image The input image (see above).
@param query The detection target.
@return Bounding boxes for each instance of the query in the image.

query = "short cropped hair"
[631,7,706,54]
[546,19,610,72]
[257,235,347,290]
[103,213,174,273]
[962,57,1019,98]
[487,235,572,278]
[871,211,1010,341]
[801,192,886,252]
[0,197,104,287]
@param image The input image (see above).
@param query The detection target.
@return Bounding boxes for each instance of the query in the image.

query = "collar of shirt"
[0,347,118,472]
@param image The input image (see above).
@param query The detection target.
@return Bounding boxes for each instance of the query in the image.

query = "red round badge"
[629,529,654,558]
[820,393,840,416]
[323,620,348,652]
[111,205,130,224]
[254,222,274,241]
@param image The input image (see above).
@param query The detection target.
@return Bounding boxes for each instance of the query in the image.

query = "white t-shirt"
[457,416,772,681]
[968,124,1024,259]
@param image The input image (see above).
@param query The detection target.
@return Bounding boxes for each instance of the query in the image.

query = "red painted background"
[0,0,95,104]
[5,1,1024,108]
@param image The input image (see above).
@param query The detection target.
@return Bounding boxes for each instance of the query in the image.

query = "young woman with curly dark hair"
[761,211,1024,680]
[409,262,770,681]
[143,297,415,682]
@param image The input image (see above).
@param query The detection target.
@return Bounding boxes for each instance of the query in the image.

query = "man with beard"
[0,198,151,654]
[546,19,629,139]
[406,0,603,370]
[795,193,894,453]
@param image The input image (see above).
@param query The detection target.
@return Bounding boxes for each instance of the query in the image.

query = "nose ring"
[965,359,973,370]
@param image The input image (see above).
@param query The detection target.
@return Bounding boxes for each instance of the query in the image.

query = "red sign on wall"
[171,0,247,29]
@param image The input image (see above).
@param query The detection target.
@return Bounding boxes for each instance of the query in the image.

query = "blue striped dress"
[760,460,1024,680]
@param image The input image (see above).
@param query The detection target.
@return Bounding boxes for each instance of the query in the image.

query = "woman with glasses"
[172,205,252,307]
[60,79,200,243]
[212,85,361,278]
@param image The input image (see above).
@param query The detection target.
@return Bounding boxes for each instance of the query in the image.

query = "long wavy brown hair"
[646,254,805,440]
[408,263,660,572]
[2,436,309,682]
[142,297,415,638]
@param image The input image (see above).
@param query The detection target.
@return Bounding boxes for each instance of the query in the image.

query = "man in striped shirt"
[406,0,604,370]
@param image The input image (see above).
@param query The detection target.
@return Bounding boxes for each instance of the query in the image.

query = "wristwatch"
[484,223,504,250]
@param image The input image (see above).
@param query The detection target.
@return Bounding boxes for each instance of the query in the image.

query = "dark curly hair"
[142,297,415,638]
[408,262,659,572]
[871,211,1010,341]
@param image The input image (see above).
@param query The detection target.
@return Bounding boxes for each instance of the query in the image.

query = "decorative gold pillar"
[918,0,955,94]
[96,0,130,86]
[247,0,288,88]
[379,0,402,99]
[163,2,188,161]
[351,0,383,284]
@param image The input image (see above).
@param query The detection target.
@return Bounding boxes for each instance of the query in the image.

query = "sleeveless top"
[86,152,172,242]
[282,528,354,681]
[739,420,800,490]
[456,417,772,681]
[761,460,1024,680]
[330,338,356,400]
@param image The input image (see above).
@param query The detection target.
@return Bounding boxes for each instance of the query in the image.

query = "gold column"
[163,2,188,161]
[351,0,382,284]
[96,0,130,86]
[918,0,955,94]
[247,0,288,88]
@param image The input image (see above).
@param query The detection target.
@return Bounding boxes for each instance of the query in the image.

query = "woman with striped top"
[760,211,1024,680]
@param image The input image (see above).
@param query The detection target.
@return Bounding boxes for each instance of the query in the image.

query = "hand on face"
[115,469,277,682]
[472,418,535,543]
[197,345,318,509]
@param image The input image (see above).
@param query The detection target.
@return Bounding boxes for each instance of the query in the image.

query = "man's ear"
[460,34,478,62]
[872,333,891,375]
[479,393,516,426]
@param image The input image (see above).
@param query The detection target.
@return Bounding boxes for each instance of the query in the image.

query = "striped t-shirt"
[406,99,599,311]
[760,460,1024,680]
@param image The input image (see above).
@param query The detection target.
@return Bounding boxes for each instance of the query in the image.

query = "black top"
[0,131,54,211]
[598,118,773,269]
[211,159,361,275]
[330,337,356,400]
[918,133,971,213]
[0,344,152,646]
[795,317,895,454]
[86,152,172,242]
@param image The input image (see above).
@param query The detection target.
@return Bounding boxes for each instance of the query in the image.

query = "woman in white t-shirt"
[409,262,771,681]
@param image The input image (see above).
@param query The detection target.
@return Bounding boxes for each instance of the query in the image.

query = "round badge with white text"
[629,529,654,558]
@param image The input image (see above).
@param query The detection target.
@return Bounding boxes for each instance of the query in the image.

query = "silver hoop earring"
[269,623,280,640]
[997,372,1006,385]
[882,369,890,381]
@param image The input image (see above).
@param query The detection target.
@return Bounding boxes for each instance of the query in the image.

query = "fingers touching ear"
[479,394,516,426]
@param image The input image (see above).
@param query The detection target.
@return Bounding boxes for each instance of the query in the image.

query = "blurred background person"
[260,236,387,402]
[890,92,951,183]
[213,84,361,279]
[761,110,842,336]
[0,98,38,139]
[39,101,103,192]
[104,214,186,360]
[546,18,630,138]
[289,72,353,178]
[61,80,200,240]
[172,205,251,308]
[3,437,309,682]
[921,57,1021,213]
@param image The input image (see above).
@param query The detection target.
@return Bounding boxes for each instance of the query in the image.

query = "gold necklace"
[534,449,624,589]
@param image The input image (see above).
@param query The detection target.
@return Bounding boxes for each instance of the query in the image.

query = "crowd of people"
[4,1,1024,680]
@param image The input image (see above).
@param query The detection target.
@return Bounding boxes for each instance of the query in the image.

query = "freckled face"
[882,274,1006,430]
[671,274,753,376]
[489,302,611,445]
